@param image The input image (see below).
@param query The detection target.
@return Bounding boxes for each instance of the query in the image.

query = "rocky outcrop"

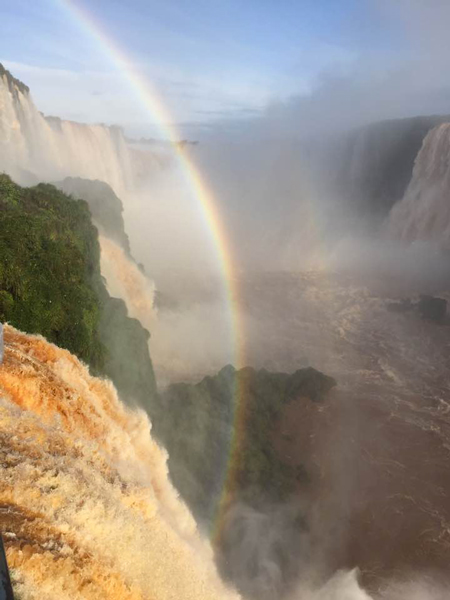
[313,115,450,221]
[387,295,447,323]
[54,177,131,254]
[98,296,157,411]
[155,364,336,523]
[388,123,450,244]
[418,294,447,323]
[152,364,336,599]
[0,174,157,409]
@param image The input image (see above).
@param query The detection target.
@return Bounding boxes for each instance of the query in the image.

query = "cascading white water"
[0,328,377,600]
[1,64,220,389]
[0,67,138,196]
[0,325,241,600]
[389,123,450,243]
[99,235,157,329]
[0,65,164,360]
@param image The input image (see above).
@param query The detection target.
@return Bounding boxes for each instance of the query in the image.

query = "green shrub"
[0,175,105,369]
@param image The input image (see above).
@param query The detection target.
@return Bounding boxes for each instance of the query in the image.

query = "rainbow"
[55,0,249,537]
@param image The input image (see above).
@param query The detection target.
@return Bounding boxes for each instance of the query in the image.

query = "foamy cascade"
[0,69,142,195]
[99,235,157,329]
[0,325,240,600]
[389,123,450,243]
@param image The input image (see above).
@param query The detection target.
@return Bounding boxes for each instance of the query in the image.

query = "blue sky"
[1,0,447,138]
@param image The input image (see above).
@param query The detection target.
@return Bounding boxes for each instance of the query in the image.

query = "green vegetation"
[0,174,105,369]
[0,174,157,408]
[99,296,157,412]
[0,172,337,599]
[155,364,336,524]
[52,177,157,408]
[155,365,335,598]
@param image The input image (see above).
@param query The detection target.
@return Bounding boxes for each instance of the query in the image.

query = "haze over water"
[3,1,450,598]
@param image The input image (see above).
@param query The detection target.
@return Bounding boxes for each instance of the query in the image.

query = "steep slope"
[0,174,105,369]
[0,325,240,600]
[0,175,157,411]
[389,122,450,243]
[54,177,132,254]
[155,364,336,599]
[0,63,29,95]
[312,115,450,221]
[0,63,150,195]
[50,177,158,406]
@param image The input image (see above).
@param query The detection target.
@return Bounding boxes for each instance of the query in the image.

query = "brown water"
[0,325,240,600]
[236,271,450,593]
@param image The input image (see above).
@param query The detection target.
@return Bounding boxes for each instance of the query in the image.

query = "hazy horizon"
[2,1,450,140]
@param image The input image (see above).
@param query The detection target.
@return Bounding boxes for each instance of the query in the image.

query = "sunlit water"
[0,325,240,600]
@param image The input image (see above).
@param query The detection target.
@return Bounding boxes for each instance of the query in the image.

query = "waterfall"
[0,66,142,196]
[99,235,157,330]
[0,324,240,600]
[388,123,450,244]
[0,64,165,362]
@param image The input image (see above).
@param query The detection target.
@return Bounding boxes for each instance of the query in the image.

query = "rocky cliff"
[0,175,157,411]
[54,177,132,254]
[312,114,450,221]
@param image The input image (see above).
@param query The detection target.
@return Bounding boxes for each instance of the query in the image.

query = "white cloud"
[2,59,271,135]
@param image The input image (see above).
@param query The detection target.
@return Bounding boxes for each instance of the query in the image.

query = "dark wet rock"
[387,295,448,324]
[152,363,336,600]
[418,294,447,323]
[153,365,336,522]
[288,366,336,401]
[315,115,450,220]
[387,298,414,313]
[0,535,14,600]
[98,296,157,412]
[0,174,157,411]
[54,177,131,254]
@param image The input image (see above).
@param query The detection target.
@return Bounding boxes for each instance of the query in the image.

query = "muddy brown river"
[237,271,450,593]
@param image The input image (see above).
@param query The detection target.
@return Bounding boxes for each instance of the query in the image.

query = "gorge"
[1,61,450,600]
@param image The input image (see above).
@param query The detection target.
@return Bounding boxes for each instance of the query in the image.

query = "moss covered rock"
[54,177,131,254]
[99,296,156,412]
[0,174,157,408]
[155,364,336,523]
[0,175,105,369]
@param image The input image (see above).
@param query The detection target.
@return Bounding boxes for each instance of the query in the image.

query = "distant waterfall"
[388,123,450,244]
[99,235,157,329]
[0,66,138,195]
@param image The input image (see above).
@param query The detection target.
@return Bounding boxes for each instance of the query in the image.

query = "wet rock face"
[418,294,447,323]
[310,115,450,221]
[290,366,337,401]
[387,295,448,324]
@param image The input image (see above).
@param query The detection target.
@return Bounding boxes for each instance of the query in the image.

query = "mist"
[3,1,450,593]
[119,72,450,598]
[194,0,450,143]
